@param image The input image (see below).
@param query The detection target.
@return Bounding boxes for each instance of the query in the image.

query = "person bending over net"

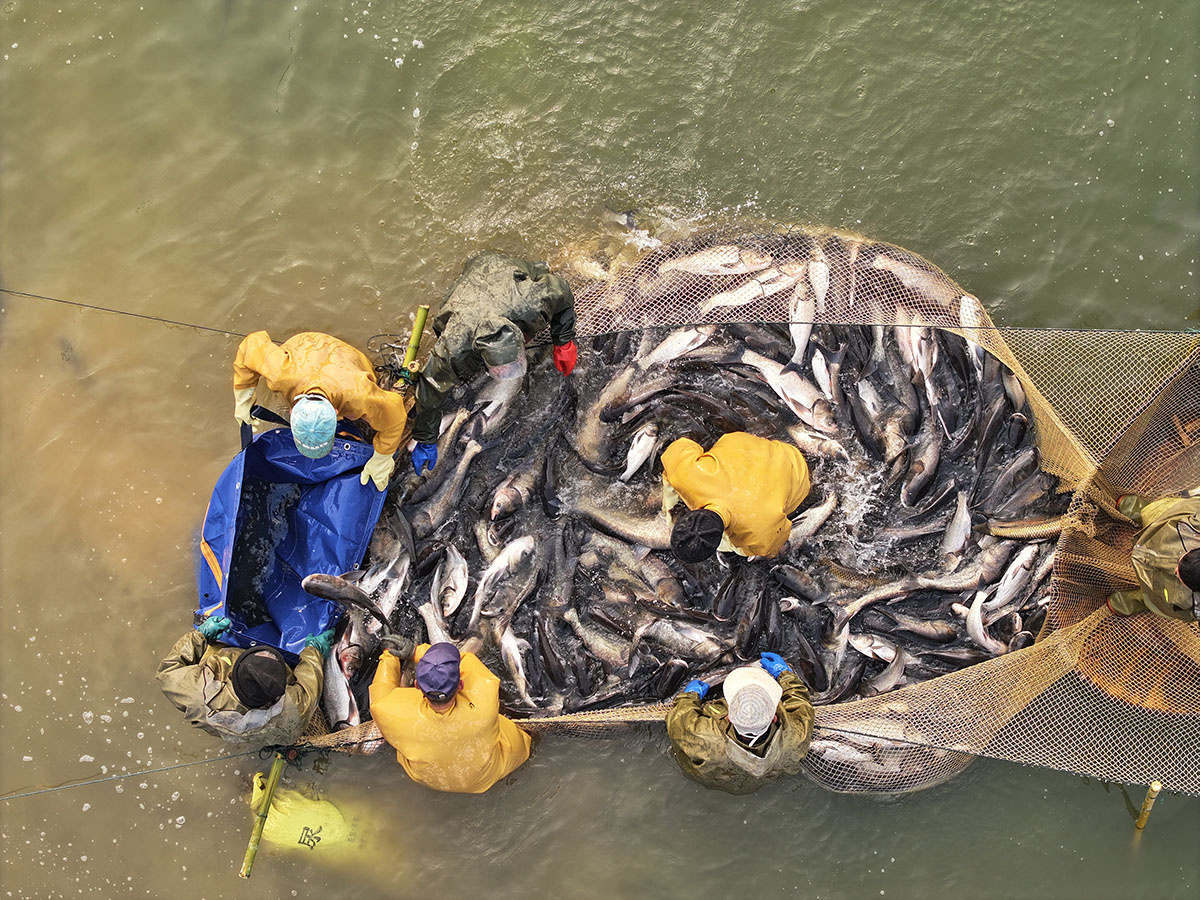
[666,652,815,795]
[156,616,333,745]
[408,251,578,474]
[233,331,408,491]
[661,432,811,562]
[368,638,532,794]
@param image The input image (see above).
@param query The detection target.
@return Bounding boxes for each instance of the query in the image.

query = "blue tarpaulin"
[195,425,386,660]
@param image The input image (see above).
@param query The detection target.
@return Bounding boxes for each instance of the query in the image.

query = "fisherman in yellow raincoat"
[1106,492,1200,621]
[660,432,811,562]
[368,640,532,794]
[232,331,408,490]
[666,652,814,795]
[155,616,331,746]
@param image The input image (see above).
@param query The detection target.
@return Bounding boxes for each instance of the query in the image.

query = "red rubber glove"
[553,340,577,376]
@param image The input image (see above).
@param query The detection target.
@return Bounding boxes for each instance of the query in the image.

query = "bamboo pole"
[402,305,431,371]
[239,752,286,879]
[1134,780,1163,832]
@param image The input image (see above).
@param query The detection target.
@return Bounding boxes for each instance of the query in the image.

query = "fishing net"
[306,224,1198,797]
[566,224,1200,795]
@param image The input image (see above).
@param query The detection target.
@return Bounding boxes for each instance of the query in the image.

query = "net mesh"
[308,224,1199,795]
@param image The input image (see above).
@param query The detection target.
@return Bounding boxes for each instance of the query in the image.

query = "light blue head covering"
[291,394,336,458]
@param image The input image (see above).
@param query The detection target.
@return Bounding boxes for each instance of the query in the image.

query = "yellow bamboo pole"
[239,753,286,879]
[1134,780,1163,832]
[402,305,431,371]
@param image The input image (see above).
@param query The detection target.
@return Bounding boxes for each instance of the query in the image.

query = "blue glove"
[304,629,336,658]
[681,679,709,700]
[412,442,438,474]
[759,652,793,679]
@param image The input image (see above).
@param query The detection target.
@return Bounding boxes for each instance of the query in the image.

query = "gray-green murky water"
[1,2,1197,897]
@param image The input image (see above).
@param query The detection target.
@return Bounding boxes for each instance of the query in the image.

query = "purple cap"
[416,642,461,702]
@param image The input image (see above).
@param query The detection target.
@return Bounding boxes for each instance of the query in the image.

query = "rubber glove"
[304,629,336,658]
[759,652,793,680]
[380,634,416,662]
[412,441,438,475]
[553,340,578,376]
[360,450,396,491]
[198,615,232,643]
[681,679,709,700]
[234,387,255,425]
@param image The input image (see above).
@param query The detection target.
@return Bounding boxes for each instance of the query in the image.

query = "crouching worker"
[666,652,814,795]
[155,616,331,745]
[409,251,578,474]
[661,432,811,562]
[232,330,408,490]
[1106,492,1200,622]
[369,638,532,794]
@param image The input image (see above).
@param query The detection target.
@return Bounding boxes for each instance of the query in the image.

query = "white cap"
[724,664,783,741]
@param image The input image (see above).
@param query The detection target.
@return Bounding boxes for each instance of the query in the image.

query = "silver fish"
[564,485,673,550]
[467,536,537,632]
[966,588,1008,655]
[417,600,454,646]
[871,253,962,308]
[739,348,838,434]
[322,630,360,730]
[784,423,849,459]
[410,439,485,538]
[496,622,536,708]
[699,262,807,315]
[917,539,1017,591]
[957,294,989,384]
[563,608,634,670]
[938,490,973,560]
[901,418,942,507]
[636,325,718,370]
[982,543,1042,622]
[620,421,659,482]
[849,632,900,662]
[658,245,773,277]
[634,616,726,662]
[788,491,839,550]
[787,274,815,369]
[864,647,911,696]
[432,543,469,618]
[490,443,547,520]
[808,244,830,314]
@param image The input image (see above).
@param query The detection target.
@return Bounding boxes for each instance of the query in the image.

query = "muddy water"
[1,2,1197,897]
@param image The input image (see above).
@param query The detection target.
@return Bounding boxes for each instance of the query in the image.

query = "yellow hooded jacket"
[233,331,408,456]
[660,433,811,558]
[368,644,531,794]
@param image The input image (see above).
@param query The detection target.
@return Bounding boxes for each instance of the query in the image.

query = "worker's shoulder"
[716,431,803,459]
[460,651,499,681]
[711,431,775,452]
[1143,495,1200,523]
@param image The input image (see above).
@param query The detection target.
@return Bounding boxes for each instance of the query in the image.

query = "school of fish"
[311,234,1071,791]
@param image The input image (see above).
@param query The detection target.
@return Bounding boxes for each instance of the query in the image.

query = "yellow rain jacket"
[1107,494,1200,621]
[368,644,532,794]
[155,632,323,746]
[660,433,811,558]
[233,331,408,456]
